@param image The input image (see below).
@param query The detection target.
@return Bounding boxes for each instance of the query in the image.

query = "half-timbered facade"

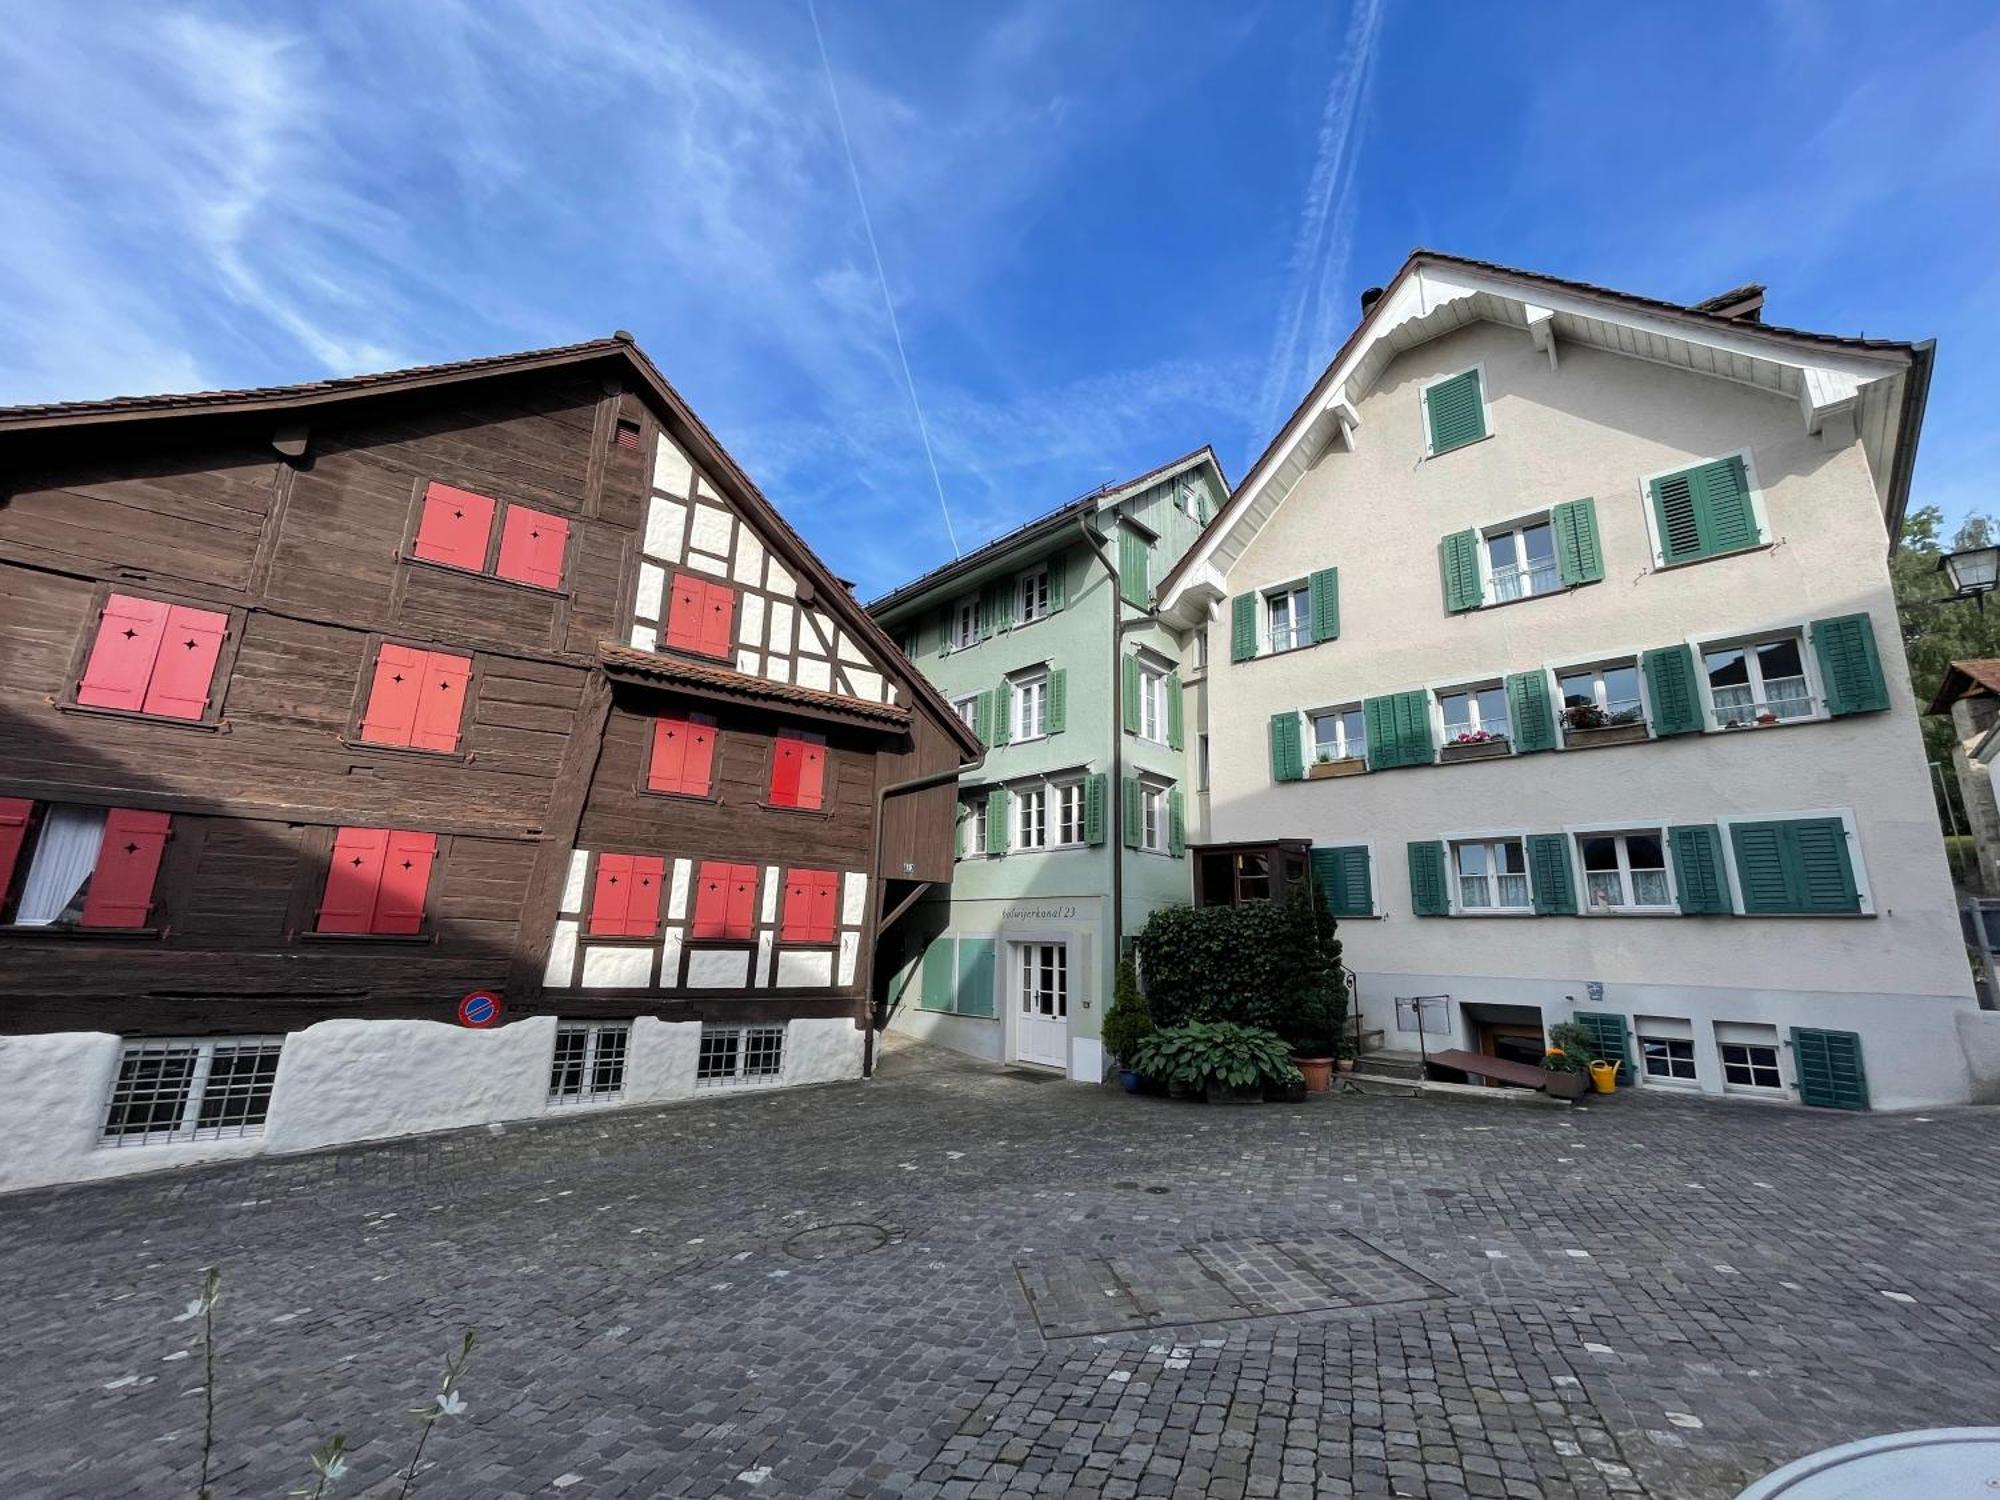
[0,337,976,1190]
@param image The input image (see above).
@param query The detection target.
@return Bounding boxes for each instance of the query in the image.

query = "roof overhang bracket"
[1800,366,1863,442]
[271,424,311,462]
[1524,304,1558,370]
[1327,389,1361,450]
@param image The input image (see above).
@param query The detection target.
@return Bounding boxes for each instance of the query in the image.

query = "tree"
[1892,504,2000,768]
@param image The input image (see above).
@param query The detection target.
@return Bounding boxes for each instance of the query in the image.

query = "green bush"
[1101,957,1153,1063]
[1543,1020,1597,1074]
[1130,1021,1301,1092]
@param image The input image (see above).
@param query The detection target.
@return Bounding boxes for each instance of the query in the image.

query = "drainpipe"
[863,749,986,1076]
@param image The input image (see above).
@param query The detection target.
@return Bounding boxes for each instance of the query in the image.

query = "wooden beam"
[878,880,932,935]
[504,670,613,1001]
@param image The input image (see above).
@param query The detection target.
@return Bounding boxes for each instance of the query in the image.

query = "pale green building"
[867,449,1225,1079]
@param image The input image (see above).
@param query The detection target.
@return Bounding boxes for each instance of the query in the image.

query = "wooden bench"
[1426,1047,1552,1090]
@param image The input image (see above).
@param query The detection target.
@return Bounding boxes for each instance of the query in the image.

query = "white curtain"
[16,805,105,925]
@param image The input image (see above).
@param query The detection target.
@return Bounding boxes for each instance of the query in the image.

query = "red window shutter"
[79,808,172,929]
[409,651,473,753]
[624,855,665,937]
[412,482,497,572]
[77,594,170,712]
[648,717,688,793]
[664,574,705,652]
[725,863,758,939]
[796,739,828,810]
[770,734,803,807]
[590,852,635,935]
[779,872,814,942]
[371,830,437,935]
[691,860,731,939]
[699,581,737,659]
[809,870,840,943]
[358,643,427,747]
[318,826,389,933]
[495,506,570,590]
[140,604,228,721]
[683,716,716,793]
[0,798,30,905]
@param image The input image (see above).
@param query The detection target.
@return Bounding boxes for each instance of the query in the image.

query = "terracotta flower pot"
[1294,1056,1334,1092]
[1543,1070,1589,1101]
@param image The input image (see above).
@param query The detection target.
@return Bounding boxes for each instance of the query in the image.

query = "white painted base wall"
[1353,968,1981,1111]
[0,1013,866,1196]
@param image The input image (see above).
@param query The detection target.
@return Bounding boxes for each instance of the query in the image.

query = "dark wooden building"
[0,337,977,1187]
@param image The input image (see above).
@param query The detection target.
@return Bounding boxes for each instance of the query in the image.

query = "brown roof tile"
[597,643,912,729]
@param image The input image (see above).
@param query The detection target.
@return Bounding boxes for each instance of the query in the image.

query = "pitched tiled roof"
[1927,659,2000,715]
[598,643,912,729]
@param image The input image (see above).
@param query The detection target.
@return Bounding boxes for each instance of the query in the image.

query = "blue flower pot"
[1119,1069,1142,1094]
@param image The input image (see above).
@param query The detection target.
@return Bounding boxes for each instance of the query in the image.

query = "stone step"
[1356,1050,1427,1081]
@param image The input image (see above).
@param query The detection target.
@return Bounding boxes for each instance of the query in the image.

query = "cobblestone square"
[2,1041,1995,1498]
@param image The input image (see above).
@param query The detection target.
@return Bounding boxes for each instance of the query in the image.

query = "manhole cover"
[783,1221,901,1261]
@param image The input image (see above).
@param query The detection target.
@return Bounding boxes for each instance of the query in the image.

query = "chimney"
[1691,284,1765,323]
[1358,286,1386,315]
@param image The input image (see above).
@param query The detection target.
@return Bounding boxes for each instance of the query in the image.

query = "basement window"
[100,1037,283,1147]
[696,1024,786,1087]
[548,1021,630,1105]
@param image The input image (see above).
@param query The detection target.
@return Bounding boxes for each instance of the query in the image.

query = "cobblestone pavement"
[3,1040,1997,1499]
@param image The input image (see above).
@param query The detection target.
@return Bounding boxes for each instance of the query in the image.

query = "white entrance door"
[1013,941,1070,1070]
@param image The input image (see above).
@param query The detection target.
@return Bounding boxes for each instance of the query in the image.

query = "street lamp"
[1940,545,2000,609]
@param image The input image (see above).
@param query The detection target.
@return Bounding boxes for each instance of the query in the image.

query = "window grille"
[101,1038,283,1147]
[549,1021,630,1105]
[696,1024,786,1087]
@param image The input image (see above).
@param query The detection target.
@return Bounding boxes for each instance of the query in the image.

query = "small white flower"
[434,1390,468,1418]
[173,1299,206,1324]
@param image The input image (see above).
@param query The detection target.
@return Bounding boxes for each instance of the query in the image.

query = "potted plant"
[1561,703,1651,750]
[1541,1020,1597,1100]
[1129,1022,1302,1105]
[1279,978,1341,1093]
[1102,958,1153,1094]
[1439,728,1512,763]
[1307,748,1368,780]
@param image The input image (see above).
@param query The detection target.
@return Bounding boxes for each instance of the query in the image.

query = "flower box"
[1562,721,1650,751]
[1439,738,1512,764]
[1307,756,1368,780]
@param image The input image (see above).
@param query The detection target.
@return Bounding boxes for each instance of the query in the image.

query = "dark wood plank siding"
[877,711,966,885]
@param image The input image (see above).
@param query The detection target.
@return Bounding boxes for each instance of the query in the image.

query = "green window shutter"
[1424,369,1486,454]
[1268,712,1304,782]
[1084,773,1107,846]
[1230,593,1258,662]
[1312,846,1373,918]
[1166,671,1184,750]
[1731,818,1860,915]
[956,938,997,1019]
[1121,776,1141,848]
[1407,841,1448,916]
[1046,668,1067,735]
[1667,825,1732,914]
[935,608,951,657]
[1642,645,1704,736]
[920,936,955,1011]
[1440,529,1483,612]
[973,691,992,748]
[1526,834,1577,915]
[1729,821,1792,912]
[1505,671,1556,753]
[1118,527,1149,606]
[1791,1027,1869,1110]
[1651,455,1759,563]
[1649,470,1705,564]
[985,788,1010,855]
[1168,789,1185,857]
[1551,498,1604,586]
[1570,1012,1631,1071]
[1811,613,1889,716]
[1363,695,1396,770]
[1047,554,1066,613]
[1394,689,1434,767]
[1308,567,1340,643]
[1120,655,1140,734]
[989,679,1011,748]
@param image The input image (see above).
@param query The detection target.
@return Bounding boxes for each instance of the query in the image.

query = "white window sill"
[1649,539,1773,572]
[1638,1075,1700,1090]
[1581,906,1680,917]
[1447,908,1538,918]
[1423,431,1495,461]
[1702,712,1826,737]
[1010,731,1049,746]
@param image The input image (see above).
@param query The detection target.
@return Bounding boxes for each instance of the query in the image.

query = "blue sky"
[2,1,1996,595]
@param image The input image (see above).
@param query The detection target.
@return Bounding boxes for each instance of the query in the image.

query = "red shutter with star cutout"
[319,827,389,933]
[358,643,427,747]
[140,605,228,720]
[495,506,569,590]
[724,864,758,939]
[0,798,29,908]
[648,715,715,796]
[408,651,472,753]
[665,574,708,653]
[79,809,172,929]
[371,830,437,935]
[691,860,731,938]
[412,483,496,571]
[77,594,170,712]
[698,581,737,659]
[795,738,827,810]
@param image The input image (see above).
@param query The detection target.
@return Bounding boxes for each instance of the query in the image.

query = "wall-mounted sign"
[1585,981,1605,1003]
[1001,903,1081,923]
[457,991,502,1029]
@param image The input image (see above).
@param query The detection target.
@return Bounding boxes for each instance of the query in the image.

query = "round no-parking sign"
[457,991,502,1028]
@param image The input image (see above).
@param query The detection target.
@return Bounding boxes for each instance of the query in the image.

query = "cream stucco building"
[1159,252,1986,1111]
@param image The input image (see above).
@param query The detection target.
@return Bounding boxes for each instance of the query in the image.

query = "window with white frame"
[1015,784,1049,850]
[950,595,980,650]
[1054,780,1085,846]
[1309,705,1366,764]
[696,1024,785,1087]
[1017,567,1050,624]
[1703,635,1813,728]
[1484,519,1558,602]
[1579,832,1672,910]
[1721,1041,1783,1090]
[1640,1035,1698,1083]
[1439,684,1510,746]
[1011,671,1049,741]
[1452,839,1530,910]
[1136,659,1168,742]
[1177,473,1200,519]
[952,694,979,733]
[1558,660,1645,730]
[1140,782,1169,853]
[549,1021,630,1105]
[1265,583,1310,653]
[1196,629,1209,671]
[965,796,989,857]
[100,1037,283,1147]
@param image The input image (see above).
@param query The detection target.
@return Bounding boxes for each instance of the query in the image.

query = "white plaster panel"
[739,592,767,647]
[622,1017,704,1106]
[690,504,735,556]
[837,930,859,987]
[798,607,833,657]
[662,929,685,987]
[842,872,868,927]
[735,648,760,675]
[635,562,665,621]
[767,559,796,597]
[628,622,657,652]
[777,949,835,987]
[561,851,589,915]
[545,919,579,988]
[767,655,792,683]
[768,599,794,649]
[654,440,695,498]
[1070,1037,1105,1084]
[784,1017,865,1085]
[644,496,687,561]
[795,656,832,692]
[846,669,883,702]
[733,528,765,587]
[686,551,728,577]
[761,866,780,923]
[0,1032,141,1193]
[581,945,655,989]
[837,632,867,665]
[758,930,776,986]
[668,858,692,920]
[686,949,750,988]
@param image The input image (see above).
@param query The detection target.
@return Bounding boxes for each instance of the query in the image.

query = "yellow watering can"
[1588,1059,1621,1094]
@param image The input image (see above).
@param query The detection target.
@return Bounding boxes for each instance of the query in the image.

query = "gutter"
[1884,339,1936,558]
